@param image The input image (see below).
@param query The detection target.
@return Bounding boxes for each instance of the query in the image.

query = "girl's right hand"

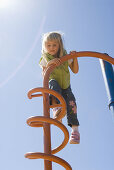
[46,58,61,67]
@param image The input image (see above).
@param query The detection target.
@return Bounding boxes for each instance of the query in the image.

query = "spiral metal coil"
[25,52,114,170]
[25,87,72,170]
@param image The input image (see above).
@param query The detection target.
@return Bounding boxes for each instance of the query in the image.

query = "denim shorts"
[49,79,79,127]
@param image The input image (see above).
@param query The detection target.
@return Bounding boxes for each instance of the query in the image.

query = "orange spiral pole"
[25,51,114,170]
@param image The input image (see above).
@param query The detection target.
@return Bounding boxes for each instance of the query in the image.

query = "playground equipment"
[100,59,114,113]
[25,51,114,170]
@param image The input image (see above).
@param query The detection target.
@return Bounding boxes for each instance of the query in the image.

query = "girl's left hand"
[68,51,77,64]
[70,51,77,55]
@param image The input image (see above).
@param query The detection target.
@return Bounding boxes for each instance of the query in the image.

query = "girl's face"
[45,40,59,56]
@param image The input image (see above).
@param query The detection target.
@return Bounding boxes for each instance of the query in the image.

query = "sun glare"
[0,0,11,8]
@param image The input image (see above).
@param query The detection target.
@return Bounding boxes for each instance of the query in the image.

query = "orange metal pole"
[43,66,55,170]
[59,51,114,65]
[43,92,52,170]
[42,51,114,170]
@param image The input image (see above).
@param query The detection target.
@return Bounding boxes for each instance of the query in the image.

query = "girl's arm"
[68,51,79,74]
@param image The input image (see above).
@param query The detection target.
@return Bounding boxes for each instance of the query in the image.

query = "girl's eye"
[53,44,57,47]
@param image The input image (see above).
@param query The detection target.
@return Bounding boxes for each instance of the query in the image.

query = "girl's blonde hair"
[41,31,65,58]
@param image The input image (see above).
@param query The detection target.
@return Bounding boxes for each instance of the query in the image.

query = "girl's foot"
[53,107,62,122]
[69,126,80,144]
[69,130,80,144]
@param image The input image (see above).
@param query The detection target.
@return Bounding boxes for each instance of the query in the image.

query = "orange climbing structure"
[25,51,114,170]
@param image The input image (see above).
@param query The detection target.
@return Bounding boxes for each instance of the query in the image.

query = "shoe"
[53,107,62,122]
[69,131,80,144]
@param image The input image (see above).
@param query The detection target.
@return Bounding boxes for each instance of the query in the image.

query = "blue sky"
[0,0,114,170]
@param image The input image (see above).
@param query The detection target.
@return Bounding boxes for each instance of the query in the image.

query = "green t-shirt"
[39,52,70,89]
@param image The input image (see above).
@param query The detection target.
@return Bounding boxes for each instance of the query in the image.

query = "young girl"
[39,31,80,144]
